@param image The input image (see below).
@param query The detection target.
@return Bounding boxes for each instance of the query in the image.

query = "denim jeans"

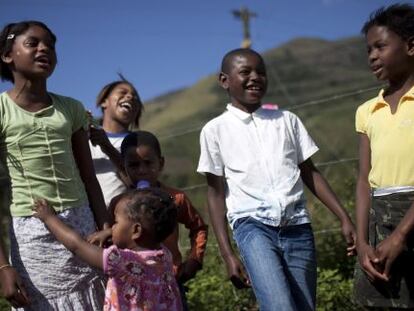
[233,217,316,311]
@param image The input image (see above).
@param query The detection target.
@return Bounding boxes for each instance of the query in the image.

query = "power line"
[157,85,379,140]
[315,157,357,167]
[159,125,204,140]
[289,85,380,111]
[267,65,296,106]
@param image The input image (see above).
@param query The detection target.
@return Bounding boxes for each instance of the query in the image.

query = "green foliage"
[311,177,358,278]
[186,251,257,311]
[316,268,363,311]
[187,272,257,311]
[0,299,9,311]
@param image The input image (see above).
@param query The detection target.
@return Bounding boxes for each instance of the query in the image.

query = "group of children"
[0,3,413,311]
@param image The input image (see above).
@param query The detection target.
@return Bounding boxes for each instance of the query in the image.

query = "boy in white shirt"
[197,48,356,311]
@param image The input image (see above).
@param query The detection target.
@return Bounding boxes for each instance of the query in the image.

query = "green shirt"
[0,92,89,216]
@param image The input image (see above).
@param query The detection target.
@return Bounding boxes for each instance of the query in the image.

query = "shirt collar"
[226,103,265,121]
[105,131,130,138]
[370,84,414,113]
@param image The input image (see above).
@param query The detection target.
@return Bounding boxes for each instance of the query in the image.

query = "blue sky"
[0,0,401,115]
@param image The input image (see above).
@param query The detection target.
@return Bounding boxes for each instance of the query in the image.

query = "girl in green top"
[0,21,110,310]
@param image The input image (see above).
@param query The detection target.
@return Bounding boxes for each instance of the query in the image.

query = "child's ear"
[1,53,12,64]
[219,72,229,90]
[100,98,109,109]
[132,223,142,240]
[407,36,414,56]
[159,156,165,172]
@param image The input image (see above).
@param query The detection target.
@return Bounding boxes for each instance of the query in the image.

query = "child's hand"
[375,231,407,281]
[357,242,387,282]
[0,266,30,308]
[32,199,56,222]
[224,254,251,289]
[177,259,202,283]
[340,219,357,256]
[86,228,112,248]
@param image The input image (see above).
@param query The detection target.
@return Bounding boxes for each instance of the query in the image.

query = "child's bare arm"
[206,173,250,289]
[299,158,356,256]
[0,213,30,307]
[33,200,104,270]
[71,128,111,229]
[355,133,386,281]
[89,126,133,187]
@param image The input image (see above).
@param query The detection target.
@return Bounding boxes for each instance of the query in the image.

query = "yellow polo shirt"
[355,85,414,188]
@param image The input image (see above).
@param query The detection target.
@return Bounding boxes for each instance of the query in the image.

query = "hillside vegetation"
[140,36,381,222]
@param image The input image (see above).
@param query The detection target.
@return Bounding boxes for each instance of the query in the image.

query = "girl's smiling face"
[101,83,142,127]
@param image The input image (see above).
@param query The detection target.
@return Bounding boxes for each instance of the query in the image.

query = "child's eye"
[24,40,38,47]
[375,42,386,50]
[45,41,55,50]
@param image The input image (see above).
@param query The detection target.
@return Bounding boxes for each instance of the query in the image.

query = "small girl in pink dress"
[33,189,182,311]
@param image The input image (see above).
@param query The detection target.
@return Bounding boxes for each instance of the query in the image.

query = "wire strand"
[157,85,380,140]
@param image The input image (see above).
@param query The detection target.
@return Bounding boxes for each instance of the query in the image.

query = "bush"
[187,272,256,311]
[0,298,9,311]
[316,268,362,311]
[186,251,257,310]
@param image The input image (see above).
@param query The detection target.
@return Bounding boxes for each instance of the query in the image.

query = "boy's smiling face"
[220,52,267,113]
[366,25,414,82]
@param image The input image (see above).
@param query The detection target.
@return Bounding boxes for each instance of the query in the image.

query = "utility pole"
[232,6,256,48]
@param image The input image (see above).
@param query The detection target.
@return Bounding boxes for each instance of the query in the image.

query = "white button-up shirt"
[197,104,319,228]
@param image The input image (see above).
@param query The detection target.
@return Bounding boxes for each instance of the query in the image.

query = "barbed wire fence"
[152,84,380,253]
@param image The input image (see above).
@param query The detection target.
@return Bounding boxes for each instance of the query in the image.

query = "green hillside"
[140,36,382,223]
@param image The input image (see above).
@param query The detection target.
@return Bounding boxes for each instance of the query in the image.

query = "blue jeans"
[233,217,317,311]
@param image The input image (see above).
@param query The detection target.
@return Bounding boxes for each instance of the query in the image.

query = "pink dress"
[103,245,182,311]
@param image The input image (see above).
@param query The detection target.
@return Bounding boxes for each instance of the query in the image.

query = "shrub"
[316,268,362,311]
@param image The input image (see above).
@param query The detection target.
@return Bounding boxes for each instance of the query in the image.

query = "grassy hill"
[140,36,382,225]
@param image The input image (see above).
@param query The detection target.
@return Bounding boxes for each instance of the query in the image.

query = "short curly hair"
[221,48,264,74]
[0,21,56,82]
[362,3,414,41]
[115,188,177,243]
[121,130,162,158]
